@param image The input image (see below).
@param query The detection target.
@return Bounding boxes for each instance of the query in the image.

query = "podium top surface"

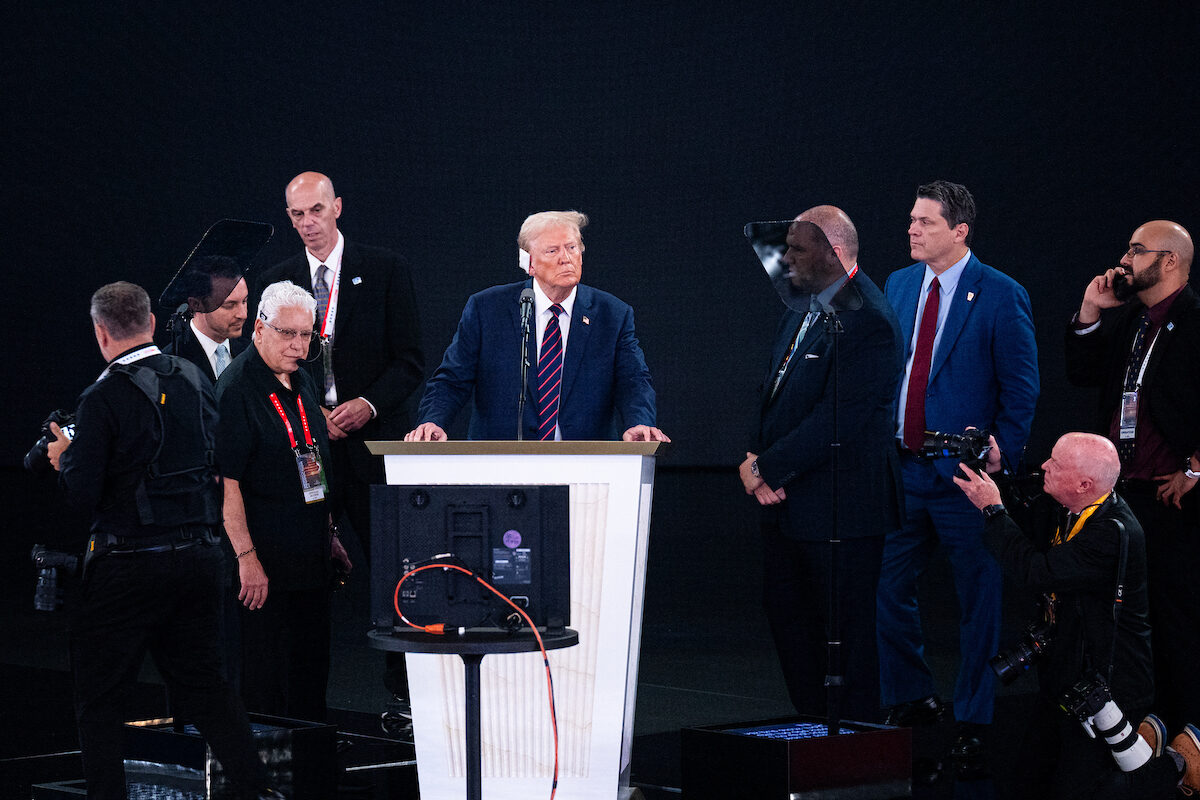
[365,440,661,456]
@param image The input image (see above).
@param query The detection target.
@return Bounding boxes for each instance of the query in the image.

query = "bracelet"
[236,546,256,560]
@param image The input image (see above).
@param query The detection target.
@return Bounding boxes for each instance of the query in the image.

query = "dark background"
[2,4,1198,791]
[9,3,1198,470]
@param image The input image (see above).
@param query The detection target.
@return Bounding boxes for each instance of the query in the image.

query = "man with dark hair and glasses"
[216,280,352,722]
[877,180,1040,761]
[1066,219,1200,734]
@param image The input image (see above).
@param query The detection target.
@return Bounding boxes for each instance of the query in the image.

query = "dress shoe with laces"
[1171,723,1200,796]
[885,694,946,727]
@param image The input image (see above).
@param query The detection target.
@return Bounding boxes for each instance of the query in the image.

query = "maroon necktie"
[903,277,940,451]
[536,304,565,440]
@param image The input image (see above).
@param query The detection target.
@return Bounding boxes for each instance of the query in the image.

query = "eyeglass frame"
[1125,245,1173,259]
[258,311,317,343]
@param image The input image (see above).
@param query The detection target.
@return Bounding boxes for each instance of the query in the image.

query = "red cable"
[393,561,560,799]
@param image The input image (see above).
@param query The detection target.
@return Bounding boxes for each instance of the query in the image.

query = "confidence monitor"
[370,484,570,634]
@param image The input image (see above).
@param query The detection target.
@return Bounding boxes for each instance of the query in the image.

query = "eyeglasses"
[1126,245,1173,258]
[260,319,315,343]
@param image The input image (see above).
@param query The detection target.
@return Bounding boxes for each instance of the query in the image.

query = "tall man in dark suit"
[740,206,904,722]
[164,259,249,383]
[251,171,424,552]
[1065,219,1200,733]
[407,210,668,443]
[877,181,1040,758]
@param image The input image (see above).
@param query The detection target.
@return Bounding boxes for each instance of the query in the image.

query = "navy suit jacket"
[417,279,657,440]
[163,323,247,384]
[753,272,905,540]
[885,253,1040,479]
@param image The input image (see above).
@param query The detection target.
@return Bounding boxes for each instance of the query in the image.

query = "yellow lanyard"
[1052,492,1111,546]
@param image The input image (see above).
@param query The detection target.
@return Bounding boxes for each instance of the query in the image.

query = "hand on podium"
[622,424,670,443]
[405,422,448,442]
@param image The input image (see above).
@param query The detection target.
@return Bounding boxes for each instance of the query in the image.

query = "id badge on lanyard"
[269,392,328,504]
[1120,328,1162,442]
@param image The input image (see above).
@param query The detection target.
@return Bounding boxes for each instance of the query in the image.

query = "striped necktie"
[314,264,334,395]
[536,304,565,440]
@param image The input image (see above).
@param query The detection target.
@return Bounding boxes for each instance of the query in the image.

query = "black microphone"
[519,288,534,331]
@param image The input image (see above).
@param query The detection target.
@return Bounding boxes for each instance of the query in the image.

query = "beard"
[1112,253,1164,302]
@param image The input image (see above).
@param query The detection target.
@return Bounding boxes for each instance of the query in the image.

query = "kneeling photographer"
[955,432,1200,798]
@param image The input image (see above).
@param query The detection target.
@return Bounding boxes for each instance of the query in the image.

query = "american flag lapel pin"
[352,276,363,285]
[967,291,975,301]
[582,315,590,325]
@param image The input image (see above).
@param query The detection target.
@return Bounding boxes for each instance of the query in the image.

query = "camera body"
[991,592,1056,685]
[1059,672,1112,722]
[920,428,993,478]
[24,409,76,474]
[31,544,79,612]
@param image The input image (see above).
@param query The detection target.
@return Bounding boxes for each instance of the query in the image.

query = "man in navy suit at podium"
[407,210,669,443]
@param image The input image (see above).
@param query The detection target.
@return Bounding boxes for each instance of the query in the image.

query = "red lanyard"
[268,392,314,449]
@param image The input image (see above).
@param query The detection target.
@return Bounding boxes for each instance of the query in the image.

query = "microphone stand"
[167,303,190,357]
[517,299,533,440]
[823,308,844,736]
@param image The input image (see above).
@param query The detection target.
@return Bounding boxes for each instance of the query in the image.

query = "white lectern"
[366,440,659,800]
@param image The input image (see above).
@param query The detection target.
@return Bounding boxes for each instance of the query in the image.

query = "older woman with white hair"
[215,280,352,722]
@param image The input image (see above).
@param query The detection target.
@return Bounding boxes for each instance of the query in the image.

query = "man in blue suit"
[408,211,669,443]
[876,181,1039,759]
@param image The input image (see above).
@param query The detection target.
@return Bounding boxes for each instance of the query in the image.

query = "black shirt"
[983,493,1153,711]
[60,347,219,538]
[215,343,334,591]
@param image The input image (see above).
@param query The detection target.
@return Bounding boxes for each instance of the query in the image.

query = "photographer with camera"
[1066,220,1200,735]
[47,282,279,800]
[956,432,1200,797]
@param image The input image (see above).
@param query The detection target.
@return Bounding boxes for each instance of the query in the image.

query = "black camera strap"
[1106,517,1129,685]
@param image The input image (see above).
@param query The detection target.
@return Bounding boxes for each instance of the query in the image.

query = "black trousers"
[761,523,884,723]
[1122,480,1200,733]
[239,585,331,723]
[70,540,266,800]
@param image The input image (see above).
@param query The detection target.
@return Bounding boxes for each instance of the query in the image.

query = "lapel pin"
[1167,321,1175,332]
[582,315,590,325]
[967,291,975,302]
[352,276,363,285]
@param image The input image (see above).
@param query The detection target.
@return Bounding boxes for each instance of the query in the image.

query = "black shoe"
[949,721,989,761]
[381,694,413,737]
[885,694,946,727]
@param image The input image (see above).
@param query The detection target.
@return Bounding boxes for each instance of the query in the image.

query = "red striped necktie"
[536,304,565,440]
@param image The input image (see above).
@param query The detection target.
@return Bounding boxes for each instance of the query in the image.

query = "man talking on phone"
[1065,219,1200,734]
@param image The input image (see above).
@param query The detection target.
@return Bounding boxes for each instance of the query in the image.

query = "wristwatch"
[1185,455,1200,481]
[750,459,760,479]
[982,504,1007,520]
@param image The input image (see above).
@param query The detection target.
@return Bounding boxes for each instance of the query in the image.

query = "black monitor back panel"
[370,484,570,633]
